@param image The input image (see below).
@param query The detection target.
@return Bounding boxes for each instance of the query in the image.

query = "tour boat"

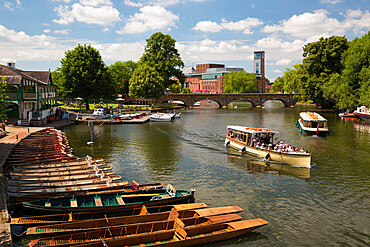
[225,126,311,168]
[353,106,370,121]
[297,112,329,136]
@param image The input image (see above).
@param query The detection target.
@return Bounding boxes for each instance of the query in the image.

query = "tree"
[181,87,192,94]
[140,32,185,89]
[129,63,165,99]
[107,61,138,95]
[168,79,182,93]
[59,44,115,110]
[51,68,63,97]
[0,76,10,121]
[271,77,284,93]
[223,70,258,93]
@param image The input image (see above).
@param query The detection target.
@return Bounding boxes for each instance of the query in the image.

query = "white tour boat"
[353,106,370,121]
[225,126,311,168]
[296,112,329,136]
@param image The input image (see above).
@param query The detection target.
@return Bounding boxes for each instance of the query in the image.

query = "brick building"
[184,51,267,93]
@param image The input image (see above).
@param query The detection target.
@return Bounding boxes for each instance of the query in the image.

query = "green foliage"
[223,70,258,93]
[0,76,10,121]
[59,44,115,110]
[168,80,182,93]
[107,61,138,94]
[129,63,165,99]
[271,77,284,93]
[51,68,63,97]
[181,87,192,94]
[140,32,185,90]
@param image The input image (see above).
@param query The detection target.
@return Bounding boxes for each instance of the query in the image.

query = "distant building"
[184,51,267,93]
[184,64,244,94]
[1,63,57,125]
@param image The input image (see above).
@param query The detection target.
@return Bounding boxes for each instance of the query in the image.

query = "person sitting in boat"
[256,142,261,148]
[260,143,266,150]
[250,137,257,147]
[267,144,273,151]
[287,145,294,152]
[300,147,305,152]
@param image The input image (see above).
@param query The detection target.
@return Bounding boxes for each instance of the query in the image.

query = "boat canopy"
[299,112,327,122]
[227,125,280,135]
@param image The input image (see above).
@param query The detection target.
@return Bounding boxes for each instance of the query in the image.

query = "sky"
[0,0,369,81]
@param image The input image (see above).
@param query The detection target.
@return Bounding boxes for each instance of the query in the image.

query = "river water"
[63,104,370,246]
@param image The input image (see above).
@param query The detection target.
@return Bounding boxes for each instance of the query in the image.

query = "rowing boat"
[22,186,195,213]
[10,203,207,226]
[26,206,243,236]
[12,162,108,173]
[8,171,116,185]
[11,159,104,169]
[71,218,269,247]
[7,175,122,190]
[10,166,113,178]
[28,213,242,246]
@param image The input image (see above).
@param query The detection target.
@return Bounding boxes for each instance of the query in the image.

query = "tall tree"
[59,44,115,110]
[0,76,10,121]
[223,70,258,93]
[302,36,349,107]
[140,32,185,89]
[129,63,165,99]
[107,61,138,95]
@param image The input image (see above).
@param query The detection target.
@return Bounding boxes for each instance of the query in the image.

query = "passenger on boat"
[256,142,261,148]
[250,137,257,147]
[287,145,294,152]
[300,147,305,152]
[267,144,273,151]
[261,143,266,150]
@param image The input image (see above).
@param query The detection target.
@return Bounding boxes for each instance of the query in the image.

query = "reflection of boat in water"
[227,150,310,179]
[353,122,370,133]
[225,126,311,168]
[297,112,329,136]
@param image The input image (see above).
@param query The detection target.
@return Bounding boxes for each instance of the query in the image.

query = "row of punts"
[5,127,268,246]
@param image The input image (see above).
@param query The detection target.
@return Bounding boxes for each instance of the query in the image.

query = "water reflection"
[227,149,310,179]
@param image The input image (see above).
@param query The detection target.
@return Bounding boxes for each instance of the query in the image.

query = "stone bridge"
[156,93,299,107]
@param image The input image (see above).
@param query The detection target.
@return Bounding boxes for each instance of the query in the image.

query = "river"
[63,104,370,246]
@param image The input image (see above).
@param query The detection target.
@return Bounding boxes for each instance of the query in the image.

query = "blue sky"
[0,0,369,81]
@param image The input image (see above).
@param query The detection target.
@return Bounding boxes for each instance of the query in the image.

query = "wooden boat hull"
[11,159,104,170]
[8,171,116,184]
[49,218,268,247]
[26,206,243,236]
[11,203,207,226]
[226,137,311,168]
[22,189,195,213]
[12,163,108,173]
[10,167,112,178]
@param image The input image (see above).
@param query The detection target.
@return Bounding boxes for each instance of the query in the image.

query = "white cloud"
[273,69,282,73]
[79,0,113,6]
[43,29,51,33]
[4,2,14,11]
[262,9,370,39]
[320,0,343,4]
[103,27,109,32]
[193,17,263,34]
[53,3,121,25]
[124,0,143,7]
[275,59,291,66]
[118,6,179,34]
[53,0,72,2]
[148,0,181,7]
[53,29,69,35]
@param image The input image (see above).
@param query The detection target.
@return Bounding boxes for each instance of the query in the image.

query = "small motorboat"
[354,106,370,121]
[297,112,329,136]
[150,113,173,122]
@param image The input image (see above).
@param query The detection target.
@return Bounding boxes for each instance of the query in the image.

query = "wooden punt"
[7,153,73,162]
[10,166,113,178]
[22,187,195,214]
[7,156,78,166]
[28,213,242,246]
[70,218,269,247]
[12,162,108,173]
[7,171,116,185]
[26,206,243,236]
[7,175,122,190]
[10,203,207,226]
[11,159,104,169]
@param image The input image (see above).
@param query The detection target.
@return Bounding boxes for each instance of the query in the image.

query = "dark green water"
[63,105,370,246]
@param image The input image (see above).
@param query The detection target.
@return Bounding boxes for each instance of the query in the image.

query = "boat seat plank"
[115,196,125,205]
[94,197,103,207]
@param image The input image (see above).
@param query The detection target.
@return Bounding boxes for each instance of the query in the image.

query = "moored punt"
[7,175,122,190]
[34,218,268,247]
[7,171,116,185]
[225,126,311,168]
[27,213,243,246]
[7,156,78,166]
[10,158,104,169]
[11,162,108,173]
[10,166,113,178]
[297,112,329,136]
[26,206,243,236]
[22,187,195,213]
[10,203,207,226]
